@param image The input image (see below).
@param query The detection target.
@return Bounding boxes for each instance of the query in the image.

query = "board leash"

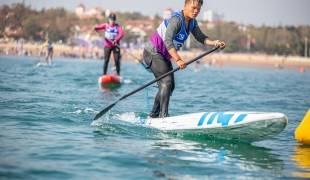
[145,87,151,114]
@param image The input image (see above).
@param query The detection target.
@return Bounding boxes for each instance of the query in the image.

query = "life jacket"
[150,11,195,60]
[105,23,119,43]
[46,43,53,50]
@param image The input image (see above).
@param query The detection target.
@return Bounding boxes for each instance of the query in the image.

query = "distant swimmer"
[42,38,53,65]
[94,13,124,75]
[143,0,226,118]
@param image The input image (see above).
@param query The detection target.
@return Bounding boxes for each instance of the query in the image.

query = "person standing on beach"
[42,38,53,65]
[94,13,124,75]
[143,0,226,118]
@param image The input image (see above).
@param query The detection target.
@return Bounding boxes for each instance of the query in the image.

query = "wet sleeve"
[116,26,124,41]
[164,16,182,51]
[191,19,208,44]
[95,24,107,31]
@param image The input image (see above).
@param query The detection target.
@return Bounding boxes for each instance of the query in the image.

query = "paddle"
[35,52,41,66]
[119,46,152,73]
[94,46,220,120]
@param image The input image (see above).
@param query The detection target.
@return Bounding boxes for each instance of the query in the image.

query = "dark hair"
[185,0,203,5]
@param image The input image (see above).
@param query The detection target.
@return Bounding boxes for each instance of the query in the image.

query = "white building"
[163,8,173,19]
[84,7,104,16]
[203,10,224,22]
[75,3,85,16]
[75,3,105,19]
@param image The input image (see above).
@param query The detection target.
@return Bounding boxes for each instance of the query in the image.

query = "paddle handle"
[120,46,220,101]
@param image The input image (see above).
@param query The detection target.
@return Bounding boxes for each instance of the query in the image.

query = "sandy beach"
[1,43,309,71]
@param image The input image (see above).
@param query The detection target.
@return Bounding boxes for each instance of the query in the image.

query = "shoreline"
[1,43,309,70]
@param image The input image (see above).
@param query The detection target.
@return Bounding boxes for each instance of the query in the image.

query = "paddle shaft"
[120,46,220,100]
[35,53,41,65]
[120,46,143,62]
[94,46,219,120]
[118,46,152,72]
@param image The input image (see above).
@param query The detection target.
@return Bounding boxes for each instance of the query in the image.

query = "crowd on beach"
[1,41,309,72]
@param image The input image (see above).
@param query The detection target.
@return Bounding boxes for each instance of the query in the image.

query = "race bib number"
[105,32,117,41]
[174,41,183,51]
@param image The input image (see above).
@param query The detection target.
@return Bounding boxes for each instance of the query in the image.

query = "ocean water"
[0,55,310,179]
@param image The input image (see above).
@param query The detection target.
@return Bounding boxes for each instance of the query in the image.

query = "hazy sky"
[1,0,310,26]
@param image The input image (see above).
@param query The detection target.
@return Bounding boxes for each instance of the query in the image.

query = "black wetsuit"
[143,50,175,118]
[103,46,121,75]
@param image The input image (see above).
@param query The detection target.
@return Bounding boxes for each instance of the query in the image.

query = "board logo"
[197,112,247,126]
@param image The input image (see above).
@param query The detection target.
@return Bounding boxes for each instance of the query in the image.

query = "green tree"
[23,18,43,41]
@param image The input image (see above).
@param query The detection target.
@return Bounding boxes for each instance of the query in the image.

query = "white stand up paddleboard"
[133,111,288,142]
[36,62,56,67]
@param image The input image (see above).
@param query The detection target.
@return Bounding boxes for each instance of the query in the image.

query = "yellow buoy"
[295,109,310,145]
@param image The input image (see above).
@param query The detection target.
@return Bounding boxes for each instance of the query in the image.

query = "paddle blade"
[94,100,119,120]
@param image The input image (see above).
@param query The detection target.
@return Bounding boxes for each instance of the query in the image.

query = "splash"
[64,107,98,114]
[123,79,132,84]
[113,112,140,124]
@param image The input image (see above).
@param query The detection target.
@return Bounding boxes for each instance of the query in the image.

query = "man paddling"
[42,38,53,65]
[94,13,124,76]
[143,0,226,118]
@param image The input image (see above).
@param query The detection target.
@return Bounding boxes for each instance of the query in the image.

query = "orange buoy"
[300,67,305,73]
[295,109,310,145]
[216,62,222,68]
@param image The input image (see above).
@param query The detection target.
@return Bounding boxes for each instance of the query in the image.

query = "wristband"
[214,40,219,47]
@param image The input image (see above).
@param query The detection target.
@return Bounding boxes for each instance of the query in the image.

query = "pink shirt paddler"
[95,23,124,47]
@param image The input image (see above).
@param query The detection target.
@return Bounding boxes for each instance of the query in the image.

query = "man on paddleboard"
[94,13,124,75]
[143,0,226,118]
[42,38,53,65]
